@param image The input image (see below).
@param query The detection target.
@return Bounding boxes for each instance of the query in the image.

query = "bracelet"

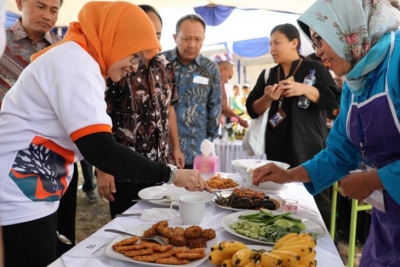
[166,164,178,184]
[173,170,180,186]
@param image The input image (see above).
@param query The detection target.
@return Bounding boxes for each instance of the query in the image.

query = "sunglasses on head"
[311,35,323,50]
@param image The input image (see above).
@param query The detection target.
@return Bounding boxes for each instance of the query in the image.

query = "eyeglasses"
[311,35,323,50]
[130,53,147,68]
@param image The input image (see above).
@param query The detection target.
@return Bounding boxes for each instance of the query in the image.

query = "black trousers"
[3,212,58,267]
[313,187,332,231]
[56,163,78,257]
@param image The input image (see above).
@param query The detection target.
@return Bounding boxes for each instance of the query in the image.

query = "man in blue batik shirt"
[163,14,221,169]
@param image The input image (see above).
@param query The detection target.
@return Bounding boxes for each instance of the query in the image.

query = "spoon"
[57,231,72,245]
[131,196,174,202]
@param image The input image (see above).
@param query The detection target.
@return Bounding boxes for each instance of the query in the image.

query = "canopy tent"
[6,0,316,27]
[5,0,317,84]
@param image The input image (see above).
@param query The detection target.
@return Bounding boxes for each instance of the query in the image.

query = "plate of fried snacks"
[214,188,283,211]
[205,173,244,191]
[105,220,218,267]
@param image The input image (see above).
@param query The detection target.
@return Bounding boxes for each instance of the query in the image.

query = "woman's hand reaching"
[173,169,212,193]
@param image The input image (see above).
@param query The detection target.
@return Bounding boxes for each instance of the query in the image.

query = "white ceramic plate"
[205,174,247,192]
[221,210,325,245]
[215,190,283,212]
[104,224,218,267]
[138,185,214,206]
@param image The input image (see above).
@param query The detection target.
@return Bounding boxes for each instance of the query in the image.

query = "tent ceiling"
[6,0,316,27]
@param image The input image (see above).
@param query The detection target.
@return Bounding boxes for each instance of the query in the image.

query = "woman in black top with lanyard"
[246,23,339,229]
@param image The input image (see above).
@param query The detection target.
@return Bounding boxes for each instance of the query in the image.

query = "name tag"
[193,76,209,85]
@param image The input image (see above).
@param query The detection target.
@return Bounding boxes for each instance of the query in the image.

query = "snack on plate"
[216,188,279,210]
[206,173,239,189]
[112,221,217,264]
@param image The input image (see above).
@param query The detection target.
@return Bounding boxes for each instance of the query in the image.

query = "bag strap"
[264,69,270,84]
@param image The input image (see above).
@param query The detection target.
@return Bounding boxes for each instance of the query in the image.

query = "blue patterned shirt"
[162,48,221,165]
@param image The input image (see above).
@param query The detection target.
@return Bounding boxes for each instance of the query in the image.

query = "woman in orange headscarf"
[0,2,211,266]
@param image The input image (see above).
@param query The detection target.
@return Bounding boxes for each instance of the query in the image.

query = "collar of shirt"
[9,18,59,45]
[171,47,202,67]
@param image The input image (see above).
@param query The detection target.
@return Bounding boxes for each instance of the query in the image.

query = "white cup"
[170,195,207,225]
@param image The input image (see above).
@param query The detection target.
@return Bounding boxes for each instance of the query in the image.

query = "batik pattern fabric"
[0,19,61,107]
[105,54,177,164]
[162,48,222,165]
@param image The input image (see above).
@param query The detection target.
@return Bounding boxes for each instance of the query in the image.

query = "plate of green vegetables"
[221,209,325,245]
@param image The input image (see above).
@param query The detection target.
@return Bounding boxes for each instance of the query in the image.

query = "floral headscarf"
[32,2,161,78]
[297,0,400,95]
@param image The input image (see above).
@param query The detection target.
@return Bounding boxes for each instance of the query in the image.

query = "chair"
[330,182,372,267]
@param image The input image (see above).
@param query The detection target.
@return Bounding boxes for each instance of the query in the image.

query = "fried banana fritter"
[133,252,171,262]
[187,237,207,249]
[201,228,216,240]
[156,257,189,265]
[170,234,187,247]
[176,252,206,260]
[157,225,175,238]
[170,246,188,255]
[124,248,153,257]
[113,244,145,253]
[112,236,139,248]
[143,220,168,237]
[183,226,203,239]
[173,227,185,235]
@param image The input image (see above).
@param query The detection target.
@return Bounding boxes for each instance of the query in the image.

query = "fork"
[104,229,168,245]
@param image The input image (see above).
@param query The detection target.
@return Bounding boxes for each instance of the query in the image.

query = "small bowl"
[245,172,285,191]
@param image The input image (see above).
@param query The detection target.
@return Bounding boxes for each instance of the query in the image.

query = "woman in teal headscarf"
[251,0,400,265]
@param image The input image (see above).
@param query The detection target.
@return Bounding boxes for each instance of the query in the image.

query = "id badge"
[268,108,286,128]
[356,154,385,212]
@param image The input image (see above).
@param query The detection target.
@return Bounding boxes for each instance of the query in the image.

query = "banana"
[211,244,220,252]
[260,251,282,267]
[209,250,233,266]
[297,250,316,266]
[273,233,299,249]
[255,263,263,267]
[280,239,316,250]
[242,260,256,267]
[309,259,317,267]
[270,250,300,267]
[232,248,255,267]
[277,245,312,258]
[219,240,248,256]
[222,259,235,267]
[307,249,316,260]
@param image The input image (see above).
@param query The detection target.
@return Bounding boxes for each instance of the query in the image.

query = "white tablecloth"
[48,175,344,267]
[214,139,266,173]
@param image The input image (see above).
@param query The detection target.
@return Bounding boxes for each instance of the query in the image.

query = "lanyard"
[357,68,379,159]
[277,58,303,108]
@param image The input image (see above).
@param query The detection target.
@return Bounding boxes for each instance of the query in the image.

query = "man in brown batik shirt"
[97,5,184,218]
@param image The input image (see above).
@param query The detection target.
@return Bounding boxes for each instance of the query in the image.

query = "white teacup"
[170,195,207,225]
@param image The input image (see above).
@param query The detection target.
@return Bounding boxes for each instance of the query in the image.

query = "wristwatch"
[166,164,178,184]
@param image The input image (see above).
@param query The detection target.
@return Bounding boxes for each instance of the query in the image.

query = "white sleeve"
[34,45,112,140]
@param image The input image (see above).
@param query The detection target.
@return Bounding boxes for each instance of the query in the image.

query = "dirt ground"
[75,174,363,266]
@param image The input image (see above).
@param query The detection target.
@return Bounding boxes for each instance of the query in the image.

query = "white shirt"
[0,41,112,225]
